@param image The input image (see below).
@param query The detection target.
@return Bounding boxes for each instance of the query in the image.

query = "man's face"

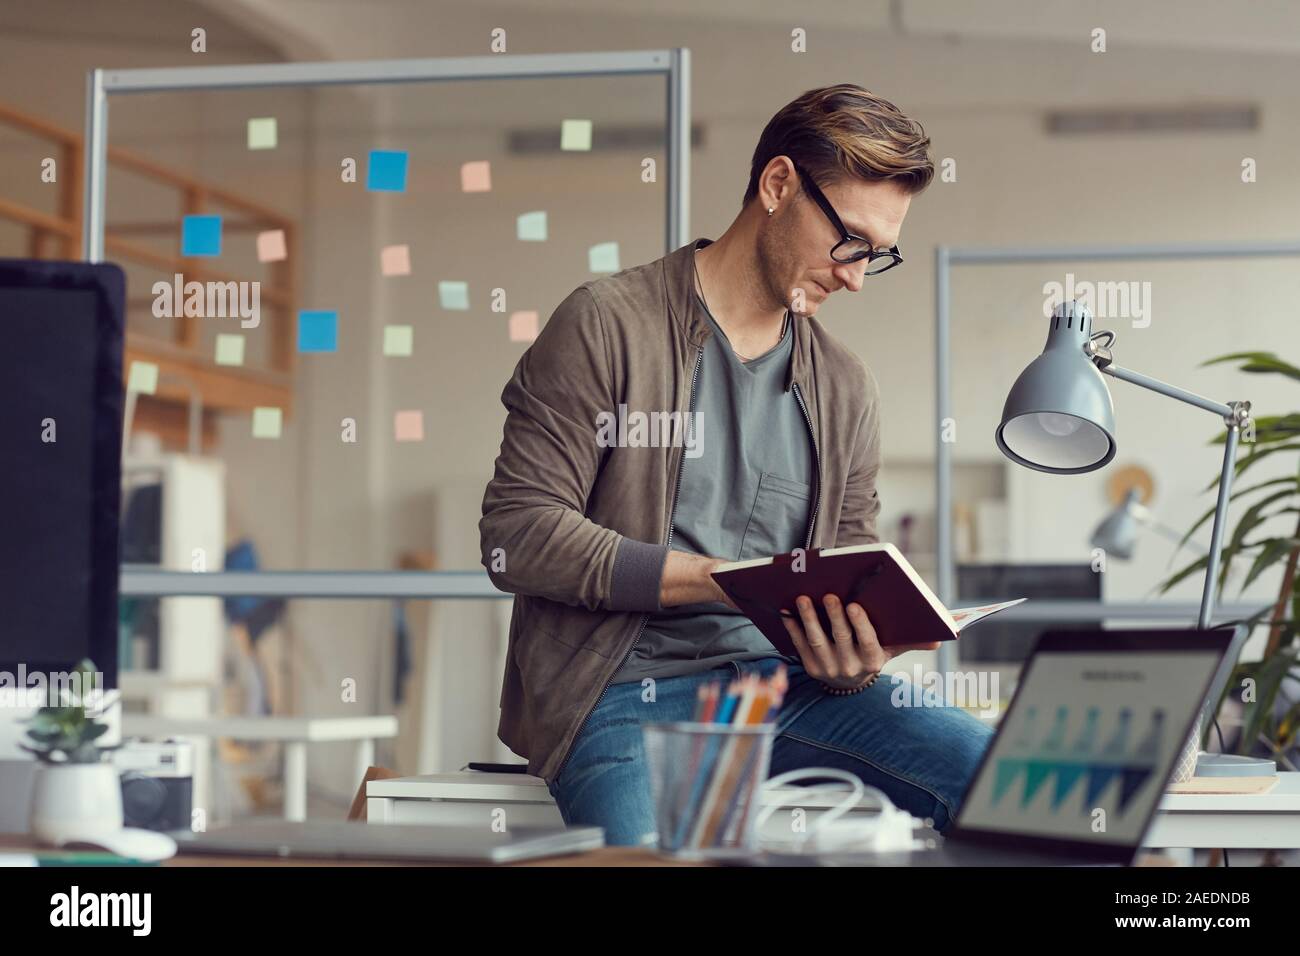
[756,163,912,317]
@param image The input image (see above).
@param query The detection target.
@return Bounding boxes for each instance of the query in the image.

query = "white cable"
[756,768,925,854]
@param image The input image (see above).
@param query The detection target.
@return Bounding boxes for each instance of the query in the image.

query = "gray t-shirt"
[611,297,814,684]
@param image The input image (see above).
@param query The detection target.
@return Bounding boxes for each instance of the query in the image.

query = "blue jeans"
[547,656,995,846]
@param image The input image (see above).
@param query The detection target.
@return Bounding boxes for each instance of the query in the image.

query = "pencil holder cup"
[642,721,775,859]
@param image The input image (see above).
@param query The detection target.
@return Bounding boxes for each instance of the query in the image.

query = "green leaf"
[1158,553,1209,594]
[1239,653,1296,754]
[1211,415,1300,446]
[1181,476,1299,548]
[73,659,99,693]
[1201,351,1300,382]
[1275,699,1300,749]
[1240,539,1297,594]
[1232,443,1300,484]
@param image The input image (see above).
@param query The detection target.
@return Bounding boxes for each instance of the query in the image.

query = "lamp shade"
[995,300,1117,474]
[1089,488,1142,559]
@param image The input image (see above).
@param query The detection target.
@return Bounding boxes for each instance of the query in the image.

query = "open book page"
[948,597,1027,632]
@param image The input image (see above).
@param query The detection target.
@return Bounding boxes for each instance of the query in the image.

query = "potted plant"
[1160,352,1300,771]
[19,658,124,845]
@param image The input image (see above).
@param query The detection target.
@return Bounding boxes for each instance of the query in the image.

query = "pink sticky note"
[394,409,424,442]
[509,311,539,343]
[460,160,491,192]
[257,229,287,262]
[381,244,411,276]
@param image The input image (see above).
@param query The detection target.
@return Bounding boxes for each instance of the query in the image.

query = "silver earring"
[767,206,775,217]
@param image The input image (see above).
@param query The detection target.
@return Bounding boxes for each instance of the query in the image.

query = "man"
[480,84,993,846]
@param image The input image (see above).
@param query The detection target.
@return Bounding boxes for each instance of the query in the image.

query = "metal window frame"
[935,240,1300,672]
[87,50,691,599]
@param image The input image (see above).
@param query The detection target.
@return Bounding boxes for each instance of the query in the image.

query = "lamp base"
[1170,725,1278,783]
[1194,752,1277,778]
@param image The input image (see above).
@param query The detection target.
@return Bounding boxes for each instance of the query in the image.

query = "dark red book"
[710,543,1025,657]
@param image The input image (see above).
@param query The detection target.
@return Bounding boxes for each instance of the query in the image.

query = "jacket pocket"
[738,472,812,559]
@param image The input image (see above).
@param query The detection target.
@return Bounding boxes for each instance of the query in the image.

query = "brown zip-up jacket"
[479,237,883,783]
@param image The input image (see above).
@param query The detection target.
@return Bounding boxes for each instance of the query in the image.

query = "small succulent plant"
[19,659,117,765]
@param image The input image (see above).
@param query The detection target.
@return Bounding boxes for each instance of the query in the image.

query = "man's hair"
[742,84,933,208]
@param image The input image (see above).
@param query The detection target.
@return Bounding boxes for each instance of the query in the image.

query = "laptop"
[761,625,1248,867]
[172,820,605,864]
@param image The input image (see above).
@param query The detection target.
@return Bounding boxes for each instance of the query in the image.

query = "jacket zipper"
[792,381,822,550]
[553,345,705,784]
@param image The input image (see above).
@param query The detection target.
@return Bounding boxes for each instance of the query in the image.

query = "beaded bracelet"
[822,671,880,696]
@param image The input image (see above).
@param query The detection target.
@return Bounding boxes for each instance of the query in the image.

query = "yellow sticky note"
[561,119,593,151]
[257,229,286,263]
[214,333,245,367]
[381,244,410,276]
[127,361,158,395]
[383,325,413,357]
[394,410,424,442]
[517,211,547,242]
[460,160,491,192]
[588,242,620,273]
[252,406,282,439]
[247,117,277,150]
[509,311,539,343]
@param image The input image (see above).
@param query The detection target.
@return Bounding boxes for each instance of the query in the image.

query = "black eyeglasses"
[791,161,903,275]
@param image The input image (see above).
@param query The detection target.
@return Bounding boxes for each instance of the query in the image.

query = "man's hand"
[783,594,940,690]
[659,551,739,609]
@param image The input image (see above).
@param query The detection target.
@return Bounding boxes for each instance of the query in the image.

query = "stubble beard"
[755,222,803,317]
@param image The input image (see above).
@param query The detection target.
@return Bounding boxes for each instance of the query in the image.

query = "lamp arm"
[1199,424,1241,630]
[1147,518,1209,556]
[1097,361,1236,420]
[1088,349,1252,629]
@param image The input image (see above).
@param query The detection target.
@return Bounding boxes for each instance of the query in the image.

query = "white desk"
[367,771,1300,853]
[365,771,884,840]
[1144,772,1300,849]
[123,715,398,822]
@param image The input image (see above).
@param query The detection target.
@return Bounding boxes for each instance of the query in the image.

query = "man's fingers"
[822,595,865,676]
[845,602,888,672]
[791,597,837,674]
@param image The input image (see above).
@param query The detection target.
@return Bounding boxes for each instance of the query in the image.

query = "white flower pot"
[28,762,123,846]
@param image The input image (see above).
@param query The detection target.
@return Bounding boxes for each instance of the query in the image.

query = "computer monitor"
[957,562,1101,662]
[0,259,125,832]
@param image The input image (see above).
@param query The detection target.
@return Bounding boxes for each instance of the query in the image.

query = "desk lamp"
[995,299,1274,780]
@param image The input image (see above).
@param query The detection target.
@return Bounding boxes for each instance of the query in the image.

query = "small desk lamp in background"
[1089,465,1208,561]
[994,299,1274,780]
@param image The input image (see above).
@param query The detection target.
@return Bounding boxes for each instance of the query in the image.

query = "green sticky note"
[588,242,620,274]
[438,281,469,310]
[251,406,282,439]
[383,325,413,357]
[127,361,158,394]
[517,211,548,242]
[214,334,245,366]
[560,119,592,151]
[247,117,277,150]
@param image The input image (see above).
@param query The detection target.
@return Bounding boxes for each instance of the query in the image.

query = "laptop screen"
[955,631,1235,849]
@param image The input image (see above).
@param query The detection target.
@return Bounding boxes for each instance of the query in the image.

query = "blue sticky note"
[298,310,338,352]
[367,150,409,192]
[181,215,222,257]
[588,241,620,273]
[517,211,548,242]
[438,281,469,310]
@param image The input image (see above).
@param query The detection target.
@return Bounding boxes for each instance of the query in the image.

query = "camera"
[114,739,193,832]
